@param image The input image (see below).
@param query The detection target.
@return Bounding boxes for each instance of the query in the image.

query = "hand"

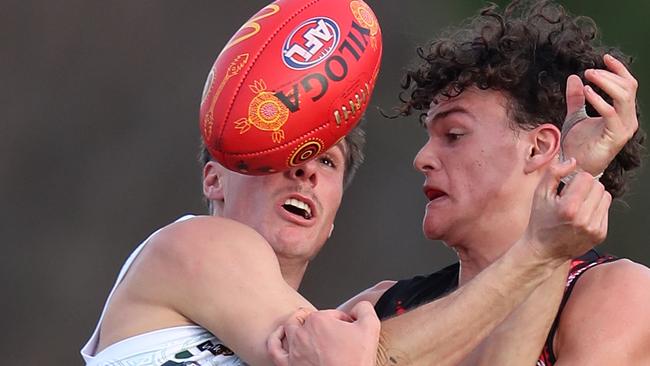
[268,302,380,366]
[524,158,611,262]
[561,54,639,175]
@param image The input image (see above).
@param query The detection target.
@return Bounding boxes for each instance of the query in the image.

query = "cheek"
[229,180,274,215]
[447,156,505,204]
[326,191,343,218]
[321,186,343,224]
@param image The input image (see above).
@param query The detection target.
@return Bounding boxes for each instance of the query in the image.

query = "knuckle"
[590,226,606,243]
[604,191,613,205]
[622,93,635,104]
[627,126,638,140]
[593,181,605,195]
[574,215,589,231]
[559,201,578,220]
[311,313,327,324]
[602,105,617,118]
[575,171,593,182]
[586,221,600,235]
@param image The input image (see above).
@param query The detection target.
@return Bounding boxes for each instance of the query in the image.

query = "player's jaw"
[265,186,336,261]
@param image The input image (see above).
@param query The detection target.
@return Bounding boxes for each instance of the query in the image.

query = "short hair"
[397,0,644,198]
[199,123,366,213]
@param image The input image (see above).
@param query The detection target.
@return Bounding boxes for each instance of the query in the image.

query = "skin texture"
[92,135,611,366]
[87,57,640,366]
[420,58,646,365]
[562,55,641,176]
[452,56,650,366]
[269,158,612,366]
[95,143,348,365]
[270,55,643,366]
[204,142,348,289]
[455,55,645,366]
[553,259,650,365]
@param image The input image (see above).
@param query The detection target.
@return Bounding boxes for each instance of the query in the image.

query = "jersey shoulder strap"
[374,262,459,319]
[538,250,620,365]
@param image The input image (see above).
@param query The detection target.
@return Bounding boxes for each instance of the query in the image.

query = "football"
[200,0,382,174]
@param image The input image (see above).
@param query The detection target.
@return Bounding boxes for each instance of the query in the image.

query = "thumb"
[285,307,312,328]
[541,158,577,197]
[565,74,586,116]
[349,301,380,331]
[267,325,290,366]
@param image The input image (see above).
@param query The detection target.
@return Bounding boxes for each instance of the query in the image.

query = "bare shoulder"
[155,215,271,254]
[555,259,650,364]
[338,280,397,313]
[567,258,650,301]
[148,215,275,271]
[125,215,279,305]
[112,216,312,365]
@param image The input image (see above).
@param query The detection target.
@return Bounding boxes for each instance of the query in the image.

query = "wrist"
[510,235,568,274]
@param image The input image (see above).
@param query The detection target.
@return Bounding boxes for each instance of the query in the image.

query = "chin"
[423,230,444,241]
[274,242,322,261]
[273,230,326,259]
[422,216,449,241]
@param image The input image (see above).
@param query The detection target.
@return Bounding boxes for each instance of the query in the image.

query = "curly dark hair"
[398,0,644,198]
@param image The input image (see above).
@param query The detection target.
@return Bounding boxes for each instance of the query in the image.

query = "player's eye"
[319,155,336,168]
[445,127,466,142]
[446,132,464,142]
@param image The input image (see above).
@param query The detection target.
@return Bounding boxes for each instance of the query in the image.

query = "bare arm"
[269,160,610,366]
[553,260,650,365]
[456,53,640,366]
[130,216,316,366]
[457,262,569,366]
[337,280,397,313]
[133,157,609,366]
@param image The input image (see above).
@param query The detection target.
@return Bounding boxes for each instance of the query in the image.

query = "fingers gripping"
[349,301,381,336]
[270,305,380,366]
[530,161,611,261]
[557,172,611,248]
[267,326,289,366]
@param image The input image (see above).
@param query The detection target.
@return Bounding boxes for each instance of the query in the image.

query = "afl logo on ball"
[282,17,340,70]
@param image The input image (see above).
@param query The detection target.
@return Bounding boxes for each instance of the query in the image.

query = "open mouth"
[282,198,313,220]
[425,189,446,201]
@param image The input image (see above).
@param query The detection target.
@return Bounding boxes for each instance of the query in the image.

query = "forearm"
[458,262,569,366]
[377,240,565,366]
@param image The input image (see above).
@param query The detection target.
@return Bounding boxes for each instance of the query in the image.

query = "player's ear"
[203,161,226,202]
[524,123,561,174]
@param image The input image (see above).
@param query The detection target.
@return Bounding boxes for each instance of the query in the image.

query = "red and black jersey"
[374,250,619,366]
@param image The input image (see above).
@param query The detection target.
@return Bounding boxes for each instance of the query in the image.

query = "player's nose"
[413,139,441,173]
[286,159,318,186]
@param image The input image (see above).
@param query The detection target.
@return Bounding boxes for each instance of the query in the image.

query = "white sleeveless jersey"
[81,215,248,366]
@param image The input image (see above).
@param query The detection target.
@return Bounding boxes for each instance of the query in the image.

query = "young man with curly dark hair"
[82,1,644,365]
[272,1,648,365]
[368,1,648,365]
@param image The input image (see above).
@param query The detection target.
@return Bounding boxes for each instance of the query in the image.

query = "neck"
[455,244,511,286]
[277,256,309,290]
[451,223,529,286]
[453,189,537,285]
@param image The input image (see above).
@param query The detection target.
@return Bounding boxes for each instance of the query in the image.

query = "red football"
[200,0,382,174]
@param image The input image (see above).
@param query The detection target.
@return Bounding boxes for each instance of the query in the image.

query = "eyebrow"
[325,140,346,159]
[427,106,474,125]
